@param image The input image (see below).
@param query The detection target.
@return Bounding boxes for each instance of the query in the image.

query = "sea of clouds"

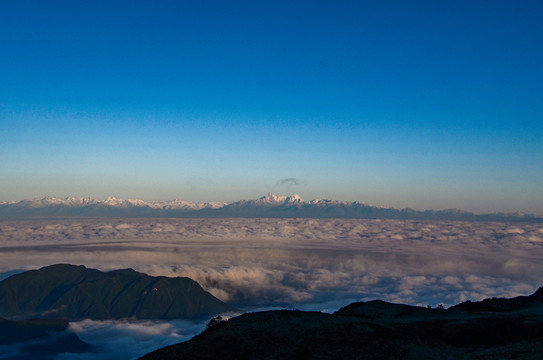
[1,218,542,359]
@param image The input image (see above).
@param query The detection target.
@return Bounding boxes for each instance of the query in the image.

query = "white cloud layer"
[1,218,542,307]
[1,218,542,359]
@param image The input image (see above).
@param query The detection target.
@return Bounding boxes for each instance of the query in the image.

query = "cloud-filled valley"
[1,218,542,359]
[55,319,207,360]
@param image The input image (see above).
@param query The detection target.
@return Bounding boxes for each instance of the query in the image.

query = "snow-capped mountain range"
[0,196,227,210]
[0,193,540,222]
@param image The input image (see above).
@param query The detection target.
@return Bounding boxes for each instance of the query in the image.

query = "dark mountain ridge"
[141,287,543,360]
[0,264,235,321]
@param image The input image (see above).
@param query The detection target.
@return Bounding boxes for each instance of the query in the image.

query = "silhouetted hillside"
[141,287,543,360]
[449,286,543,312]
[0,264,235,320]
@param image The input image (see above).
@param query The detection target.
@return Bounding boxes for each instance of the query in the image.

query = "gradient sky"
[1,0,542,214]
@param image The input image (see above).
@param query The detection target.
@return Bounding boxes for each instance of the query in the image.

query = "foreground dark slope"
[141,288,543,360]
[0,264,235,320]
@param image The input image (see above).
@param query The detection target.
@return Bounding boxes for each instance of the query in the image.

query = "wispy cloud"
[53,319,206,360]
[277,178,300,186]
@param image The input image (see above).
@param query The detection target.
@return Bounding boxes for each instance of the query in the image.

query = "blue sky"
[1,0,542,214]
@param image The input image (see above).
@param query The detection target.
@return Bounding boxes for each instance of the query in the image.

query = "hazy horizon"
[2,192,543,217]
[1,186,542,217]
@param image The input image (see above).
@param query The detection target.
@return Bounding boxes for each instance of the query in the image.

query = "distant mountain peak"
[254,193,287,205]
[264,192,278,199]
[286,194,303,203]
[262,192,285,201]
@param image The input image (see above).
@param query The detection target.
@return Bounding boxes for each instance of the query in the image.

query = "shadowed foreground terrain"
[141,288,543,360]
[0,264,235,320]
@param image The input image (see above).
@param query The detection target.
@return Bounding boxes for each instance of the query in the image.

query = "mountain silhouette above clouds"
[0,264,235,321]
[1,193,541,222]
